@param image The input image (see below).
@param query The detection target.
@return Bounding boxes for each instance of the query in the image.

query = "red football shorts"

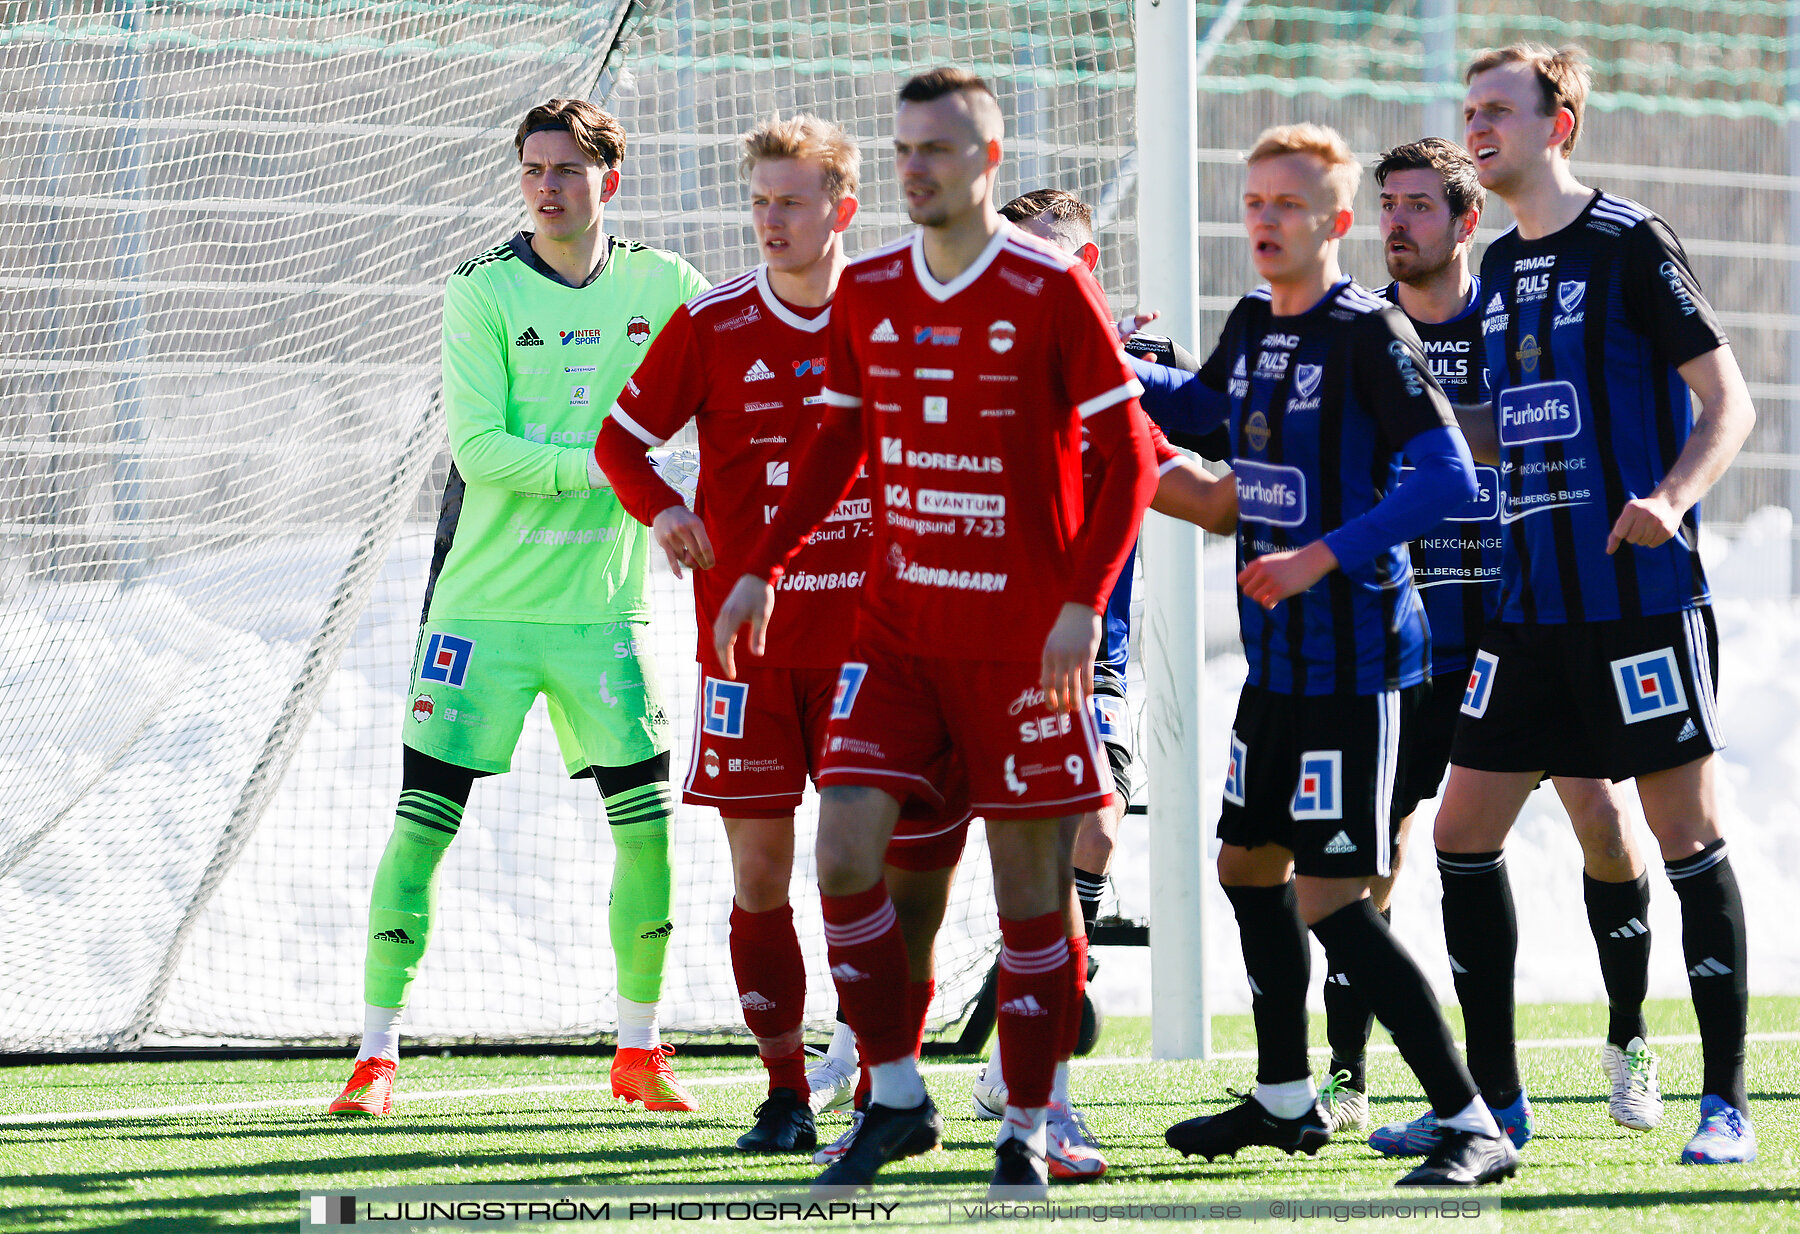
[682,663,976,869]
[885,752,974,871]
[817,647,1111,821]
[683,664,834,817]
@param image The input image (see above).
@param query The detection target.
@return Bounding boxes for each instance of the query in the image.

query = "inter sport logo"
[702,677,749,738]
[419,633,474,688]
[1610,648,1689,724]
[559,328,602,345]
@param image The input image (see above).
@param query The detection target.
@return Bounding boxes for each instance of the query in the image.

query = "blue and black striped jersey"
[1198,279,1457,695]
[1479,191,1728,624]
[1384,279,1502,676]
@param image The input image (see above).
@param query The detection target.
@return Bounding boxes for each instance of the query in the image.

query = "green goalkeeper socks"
[604,782,675,1006]
[363,789,462,1010]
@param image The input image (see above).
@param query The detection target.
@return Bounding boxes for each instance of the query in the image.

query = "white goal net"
[0,0,1141,1051]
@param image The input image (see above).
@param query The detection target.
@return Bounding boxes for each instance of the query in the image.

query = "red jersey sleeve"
[597,304,710,524]
[1055,265,1144,420]
[1148,416,1180,468]
[1054,268,1154,612]
[819,289,864,411]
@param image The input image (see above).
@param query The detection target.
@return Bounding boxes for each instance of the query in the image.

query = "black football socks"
[1584,871,1652,1049]
[1437,850,1522,1107]
[1223,881,1311,1086]
[1667,839,1749,1113]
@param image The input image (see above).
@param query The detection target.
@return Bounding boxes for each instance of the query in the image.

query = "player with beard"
[1434,44,1757,1166]
[716,69,1157,1195]
[967,189,1236,1171]
[1326,139,1653,1149]
[1132,123,1517,1188]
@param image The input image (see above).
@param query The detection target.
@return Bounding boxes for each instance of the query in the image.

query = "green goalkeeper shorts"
[402,618,670,775]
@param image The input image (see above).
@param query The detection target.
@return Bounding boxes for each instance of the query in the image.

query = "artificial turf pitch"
[2,998,1793,1232]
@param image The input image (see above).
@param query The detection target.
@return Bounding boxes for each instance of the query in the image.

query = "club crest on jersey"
[1610,648,1689,724]
[703,678,749,738]
[1224,732,1247,807]
[793,357,825,378]
[1557,281,1586,315]
[411,694,434,723]
[1292,363,1324,400]
[419,633,474,688]
[1290,750,1343,821]
[1462,650,1499,718]
[988,320,1016,353]
[831,663,869,720]
[915,325,961,346]
[626,315,651,345]
[703,747,721,778]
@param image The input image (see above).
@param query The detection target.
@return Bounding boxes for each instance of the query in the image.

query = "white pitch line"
[0,1056,1140,1126]
[4,1035,1795,1127]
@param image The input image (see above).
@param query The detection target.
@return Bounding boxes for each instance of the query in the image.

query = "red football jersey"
[815,225,1145,661]
[606,266,870,669]
[1083,415,1179,515]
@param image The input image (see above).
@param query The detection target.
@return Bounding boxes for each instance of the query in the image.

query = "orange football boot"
[328,1057,396,1116]
[611,1043,699,1112]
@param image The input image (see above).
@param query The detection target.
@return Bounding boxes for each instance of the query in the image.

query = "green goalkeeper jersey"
[426,232,708,624]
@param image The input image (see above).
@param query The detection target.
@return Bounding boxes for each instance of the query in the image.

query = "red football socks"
[729,901,807,1093]
[821,884,913,1066]
[995,911,1070,1109]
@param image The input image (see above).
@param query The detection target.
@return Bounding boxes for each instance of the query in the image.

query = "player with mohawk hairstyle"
[596,113,975,1156]
[717,68,1157,1195]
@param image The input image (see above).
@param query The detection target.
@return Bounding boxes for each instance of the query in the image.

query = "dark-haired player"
[1330,138,1651,1151]
[328,98,708,1118]
[1134,123,1516,1188]
[716,68,1156,1194]
[1434,44,1757,1166]
[964,187,1236,1181]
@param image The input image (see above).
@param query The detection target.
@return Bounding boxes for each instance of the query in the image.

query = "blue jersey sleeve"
[1127,354,1231,439]
[1322,426,1476,572]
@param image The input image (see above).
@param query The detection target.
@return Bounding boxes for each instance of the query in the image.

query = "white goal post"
[1135,0,1211,1062]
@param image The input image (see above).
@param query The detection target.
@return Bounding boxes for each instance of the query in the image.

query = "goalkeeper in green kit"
[329,98,708,1117]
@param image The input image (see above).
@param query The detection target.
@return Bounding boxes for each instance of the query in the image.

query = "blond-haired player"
[1134,124,1515,1188]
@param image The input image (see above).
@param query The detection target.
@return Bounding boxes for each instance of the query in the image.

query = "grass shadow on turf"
[1505,1188,1800,1213]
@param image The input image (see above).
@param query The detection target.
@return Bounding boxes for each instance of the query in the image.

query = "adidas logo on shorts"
[1678,718,1699,742]
[999,995,1050,1017]
[372,928,417,945]
[1323,830,1357,855]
